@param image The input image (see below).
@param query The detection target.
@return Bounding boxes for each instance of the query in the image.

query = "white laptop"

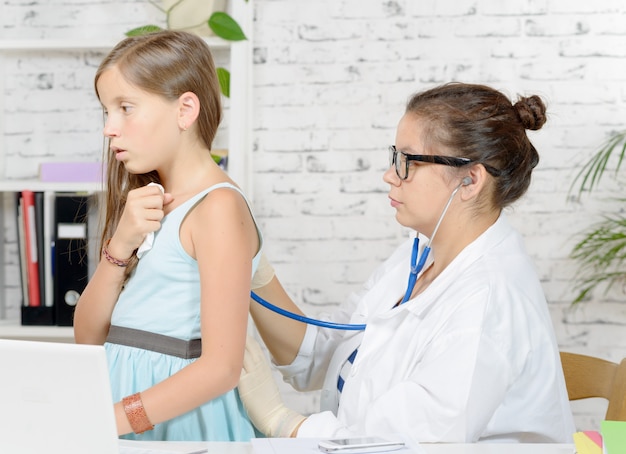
[0,339,119,454]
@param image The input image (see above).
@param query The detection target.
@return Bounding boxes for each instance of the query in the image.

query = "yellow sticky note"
[573,431,602,454]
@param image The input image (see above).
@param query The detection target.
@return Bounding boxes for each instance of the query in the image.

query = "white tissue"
[136,182,165,259]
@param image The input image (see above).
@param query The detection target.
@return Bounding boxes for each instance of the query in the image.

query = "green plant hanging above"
[568,130,626,304]
[207,12,247,41]
[216,68,231,98]
[126,25,163,36]
[569,130,626,197]
[126,3,248,98]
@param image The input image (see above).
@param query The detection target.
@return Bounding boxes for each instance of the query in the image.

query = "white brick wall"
[2,0,626,434]
[251,0,626,431]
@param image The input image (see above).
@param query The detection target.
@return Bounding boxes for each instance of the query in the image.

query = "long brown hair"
[406,82,546,208]
[94,30,222,278]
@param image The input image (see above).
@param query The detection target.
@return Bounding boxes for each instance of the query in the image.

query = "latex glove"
[251,252,275,289]
[239,336,306,437]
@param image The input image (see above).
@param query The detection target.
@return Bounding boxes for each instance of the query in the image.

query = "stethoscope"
[250,176,472,331]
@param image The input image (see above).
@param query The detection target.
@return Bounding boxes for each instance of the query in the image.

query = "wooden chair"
[560,351,626,421]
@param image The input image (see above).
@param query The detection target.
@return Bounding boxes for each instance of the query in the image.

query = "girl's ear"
[178,91,200,131]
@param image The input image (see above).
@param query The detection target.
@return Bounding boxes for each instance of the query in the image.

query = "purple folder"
[39,162,104,183]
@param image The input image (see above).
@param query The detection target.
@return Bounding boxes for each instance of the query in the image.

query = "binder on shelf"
[54,194,90,326]
[21,305,55,326]
[43,191,56,309]
[21,190,41,307]
[15,193,29,307]
[34,191,46,307]
[18,191,54,325]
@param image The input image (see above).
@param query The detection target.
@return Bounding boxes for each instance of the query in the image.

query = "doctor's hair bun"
[514,95,547,131]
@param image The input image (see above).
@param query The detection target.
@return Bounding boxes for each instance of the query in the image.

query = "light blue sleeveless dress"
[105,183,260,441]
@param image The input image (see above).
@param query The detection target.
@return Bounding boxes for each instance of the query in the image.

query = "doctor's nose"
[383,165,401,186]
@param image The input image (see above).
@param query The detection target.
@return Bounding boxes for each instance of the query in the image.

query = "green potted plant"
[127,0,248,98]
[569,130,626,303]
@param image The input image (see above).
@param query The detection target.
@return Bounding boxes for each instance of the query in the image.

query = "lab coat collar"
[383,212,511,320]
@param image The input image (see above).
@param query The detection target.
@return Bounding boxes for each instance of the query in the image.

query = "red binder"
[21,190,41,307]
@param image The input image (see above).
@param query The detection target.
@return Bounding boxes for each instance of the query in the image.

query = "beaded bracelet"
[122,392,154,434]
[102,239,131,267]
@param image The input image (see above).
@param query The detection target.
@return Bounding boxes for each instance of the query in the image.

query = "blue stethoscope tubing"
[250,178,468,331]
[401,238,428,304]
[250,291,366,330]
[249,234,421,330]
[399,178,465,303]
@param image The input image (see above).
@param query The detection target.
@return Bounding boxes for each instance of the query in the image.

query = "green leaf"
[570,214,626,304]
[569,130,626,197]
[208,12,247,41]
[125,25,163,37]
[217,67,230,98]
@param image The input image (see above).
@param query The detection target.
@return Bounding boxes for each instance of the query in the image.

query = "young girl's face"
[97,65,182,174]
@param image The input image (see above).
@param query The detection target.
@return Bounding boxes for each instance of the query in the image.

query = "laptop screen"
[0,339,119,454]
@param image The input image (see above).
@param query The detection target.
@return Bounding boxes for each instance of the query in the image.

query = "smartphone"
[318,436,405,453]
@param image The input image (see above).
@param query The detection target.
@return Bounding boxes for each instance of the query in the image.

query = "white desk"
[418,444,574,454]
[120,440,575,454]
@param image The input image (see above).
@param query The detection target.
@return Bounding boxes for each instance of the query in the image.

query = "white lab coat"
[274,214,575,443]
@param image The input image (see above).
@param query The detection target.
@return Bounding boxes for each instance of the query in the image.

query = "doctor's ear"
[460,165,489,198]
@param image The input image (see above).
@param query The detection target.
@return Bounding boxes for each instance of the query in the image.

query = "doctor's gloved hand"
[239,336,306,437]
[251,253,275,290]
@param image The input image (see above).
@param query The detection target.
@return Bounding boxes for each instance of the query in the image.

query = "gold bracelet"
[102,239,130,267]
[122,392,154,434]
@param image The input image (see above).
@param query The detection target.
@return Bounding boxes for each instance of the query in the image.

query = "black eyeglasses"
[388,145,500,180]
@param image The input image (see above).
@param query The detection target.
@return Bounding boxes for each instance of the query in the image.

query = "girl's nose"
[102,118,118,138]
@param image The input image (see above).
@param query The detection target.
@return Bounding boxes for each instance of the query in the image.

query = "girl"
[74,30,260,441]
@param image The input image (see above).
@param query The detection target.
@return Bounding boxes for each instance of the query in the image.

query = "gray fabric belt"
[106,325,202,359]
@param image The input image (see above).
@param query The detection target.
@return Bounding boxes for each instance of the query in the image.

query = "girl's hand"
[108,184,173,260]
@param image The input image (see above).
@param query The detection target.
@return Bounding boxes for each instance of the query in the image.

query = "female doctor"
[239,82,575,443]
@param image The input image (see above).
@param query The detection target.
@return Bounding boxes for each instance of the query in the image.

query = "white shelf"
[0,37,230,51]
[0,180,103,193]
[0,39,118,51]
[0,320,74,343]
